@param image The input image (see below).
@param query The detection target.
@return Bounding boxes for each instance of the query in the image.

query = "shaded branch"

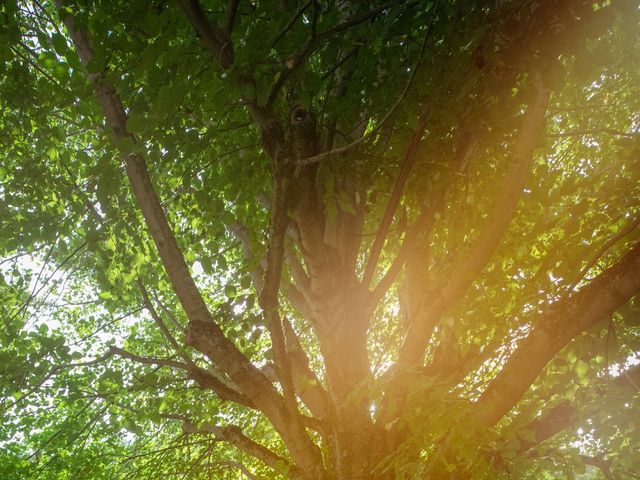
[268,0,410,108]
[224,0,240,35]
[178,0,286,155]
[296,1,436,165]
[580,456,617,480]
[177,0,234,69]
[361,102,429,288]
[269,0,313,49]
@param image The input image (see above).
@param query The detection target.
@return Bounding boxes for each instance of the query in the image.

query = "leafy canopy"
[1,0,639,479]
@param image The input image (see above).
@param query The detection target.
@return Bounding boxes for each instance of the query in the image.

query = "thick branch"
[61,2,284,422]
[283,318,331,420]
[258,170,318,448]
[398,79,551,366]
[224,0,240,35]
[177,0,234,69]
[478,241,640,426]
[178,0,286,155]
[177,6,325,469]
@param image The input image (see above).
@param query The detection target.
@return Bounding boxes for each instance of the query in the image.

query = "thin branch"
[282,317,332,420]
[268,0,410,108]
[212,460,264,480]
[269,0,313,49]
[548,128,637,139]
[361,101,430,288]
[369,192,443,309]
[183,421,300,475]
[139,280,190,362]
[285,242,312,300]
[179,442,215,480]
[10,353,113,409]
[568,212,640,291]
[108,346,189,370]
[296,0,437,165]
[150,289,186,333]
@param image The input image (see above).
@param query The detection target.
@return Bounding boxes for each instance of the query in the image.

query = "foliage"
[1,0,639,479]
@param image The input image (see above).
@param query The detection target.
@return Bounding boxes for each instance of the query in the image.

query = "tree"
[1,0,639,478]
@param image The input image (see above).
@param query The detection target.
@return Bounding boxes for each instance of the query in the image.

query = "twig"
[568,212,640,291]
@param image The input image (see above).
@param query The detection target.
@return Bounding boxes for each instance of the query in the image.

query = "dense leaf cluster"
[1,0,639,479]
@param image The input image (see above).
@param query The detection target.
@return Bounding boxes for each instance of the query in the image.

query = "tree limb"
[477,241,640,426]
[398,78,551,366]
[259,175,300,406]
[183,420,302,476]
[139,280,190,363]
[108,346,253,407]
[60,1,285,428]
[224,0,240,35]
[361,102,429,288]
[282,317,332,420]
[177,0,234,69]
[368,191,443,310]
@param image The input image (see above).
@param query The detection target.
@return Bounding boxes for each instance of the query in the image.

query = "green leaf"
[51,33,67,56]
[125,112,146,134]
